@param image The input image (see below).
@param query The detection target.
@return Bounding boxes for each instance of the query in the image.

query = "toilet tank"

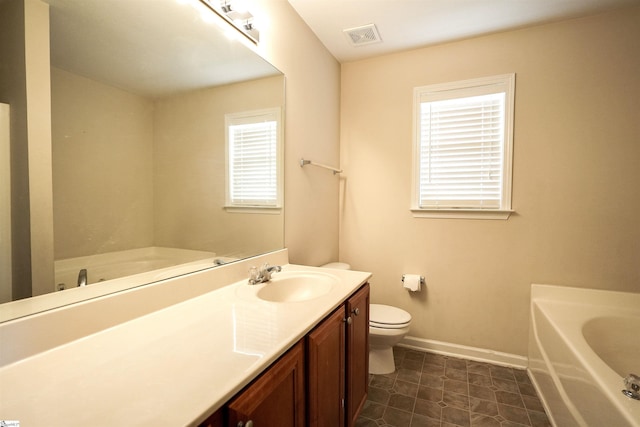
[321,262,351,270]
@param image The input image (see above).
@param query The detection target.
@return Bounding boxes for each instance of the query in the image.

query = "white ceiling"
[287,0,640,62]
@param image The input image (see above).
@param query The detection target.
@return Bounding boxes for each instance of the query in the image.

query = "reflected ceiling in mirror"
[47,0,277,98]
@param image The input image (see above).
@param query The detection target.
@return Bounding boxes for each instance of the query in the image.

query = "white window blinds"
[413,75,514,213]
[226,109,282,208]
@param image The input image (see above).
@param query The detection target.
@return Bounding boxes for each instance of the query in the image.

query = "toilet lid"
[321,262,351,270]
[370,304,411,329]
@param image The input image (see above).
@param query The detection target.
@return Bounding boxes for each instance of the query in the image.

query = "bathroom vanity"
[203,282,369,427]
[0,250,371,426]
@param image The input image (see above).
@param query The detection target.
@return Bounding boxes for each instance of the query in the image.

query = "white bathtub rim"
[53,246,218,287]
[529,301,589,426]
[54,246,215,269]
[533,287,640,402]
[531,283,640,311]
[533,296,640,426]
[531,284,640,426]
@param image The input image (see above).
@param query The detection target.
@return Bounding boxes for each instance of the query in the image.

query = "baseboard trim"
[399,336,528,369]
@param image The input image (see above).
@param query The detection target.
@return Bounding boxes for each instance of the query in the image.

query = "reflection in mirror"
[0,0,284,318]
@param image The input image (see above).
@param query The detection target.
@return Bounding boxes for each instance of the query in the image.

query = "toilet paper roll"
[402,274,422,292]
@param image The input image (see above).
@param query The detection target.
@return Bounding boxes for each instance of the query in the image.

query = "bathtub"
[54,247,235,292]
[528,284,640,426]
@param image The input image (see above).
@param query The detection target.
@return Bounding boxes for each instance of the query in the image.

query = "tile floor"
[355,347,551,427]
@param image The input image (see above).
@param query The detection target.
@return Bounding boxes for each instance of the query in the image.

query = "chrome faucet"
[622,373,640,400]
[248,263,282,285]
[77,268,88,287]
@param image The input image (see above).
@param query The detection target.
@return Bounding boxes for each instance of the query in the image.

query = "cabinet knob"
[237,421,254,427]
[344,316,352,325]
[351,307,360,316]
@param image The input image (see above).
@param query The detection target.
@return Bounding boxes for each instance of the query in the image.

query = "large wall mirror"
[0,0,284,319]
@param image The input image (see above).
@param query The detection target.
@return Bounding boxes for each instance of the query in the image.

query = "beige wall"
[51,67,155,259]
[0,0,31,299]
[248,0,342,266]
[153,76,284,257]
[340,7,640,356]
[0,0,54,297]
[0,103,10,302]
[24,0,54,296]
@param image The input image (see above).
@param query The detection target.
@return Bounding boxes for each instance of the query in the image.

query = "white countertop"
[0,263,371,426]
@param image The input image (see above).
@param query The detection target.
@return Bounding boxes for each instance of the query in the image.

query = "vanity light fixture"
[200,0,260,44]
[242,18,260,41]
[220,0,232,13]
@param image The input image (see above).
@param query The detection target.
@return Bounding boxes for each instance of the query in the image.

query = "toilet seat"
[370,304,411,329]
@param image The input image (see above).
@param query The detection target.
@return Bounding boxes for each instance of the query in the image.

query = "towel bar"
[299,158,342,175]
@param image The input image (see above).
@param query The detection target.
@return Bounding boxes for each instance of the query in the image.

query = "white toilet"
[368,304,412,374]
[321,262,412,375]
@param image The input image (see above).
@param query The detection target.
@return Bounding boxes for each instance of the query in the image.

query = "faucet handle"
[248,266,260,285]
[261,263,274,280]
[624,374,640,391]
[247,263,280,284]
[622,373,640,400]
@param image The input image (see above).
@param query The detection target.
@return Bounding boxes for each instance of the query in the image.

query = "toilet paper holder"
[402,275,425,286]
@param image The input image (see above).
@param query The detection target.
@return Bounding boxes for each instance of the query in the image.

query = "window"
[225,108,282,212]
[412,74,515,219]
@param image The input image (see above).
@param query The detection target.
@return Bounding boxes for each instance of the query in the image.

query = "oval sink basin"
[255,271,338,303]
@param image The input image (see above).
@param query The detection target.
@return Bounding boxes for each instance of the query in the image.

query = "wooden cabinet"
[199,283,369,427]
[307,283,370,427]
[307,306,346,427]
[226,340,305,427]
[346,283,370,426]
[199,408,223,427]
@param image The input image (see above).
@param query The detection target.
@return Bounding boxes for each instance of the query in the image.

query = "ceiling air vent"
[343,24,382,46]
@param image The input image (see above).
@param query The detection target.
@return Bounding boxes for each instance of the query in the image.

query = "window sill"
[411,209,514,220]
[224,206,282,215]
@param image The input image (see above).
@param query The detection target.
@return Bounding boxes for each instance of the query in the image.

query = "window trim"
[411,74,515,220]
[224,107,283,213]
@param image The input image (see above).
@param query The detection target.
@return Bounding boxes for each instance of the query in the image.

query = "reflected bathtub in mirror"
[53,247,224,290]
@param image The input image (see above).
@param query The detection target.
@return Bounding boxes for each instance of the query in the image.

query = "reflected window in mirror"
[225,108,283,213]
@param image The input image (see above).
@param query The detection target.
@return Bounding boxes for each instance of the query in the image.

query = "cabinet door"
[346,283,370,427]
[226,340,305,427]
[306,306,346,427]
[199,409,223,427]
